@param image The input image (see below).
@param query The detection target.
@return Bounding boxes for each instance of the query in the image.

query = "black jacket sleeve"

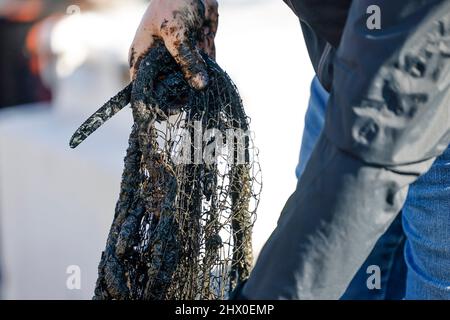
[284,0,352,47]
[284,0,353,92]
[239,0,450,299]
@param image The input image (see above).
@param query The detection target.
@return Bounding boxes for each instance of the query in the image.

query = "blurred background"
[0,0,313,299]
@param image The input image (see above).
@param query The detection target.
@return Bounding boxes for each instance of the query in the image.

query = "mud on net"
[70,44,262,300]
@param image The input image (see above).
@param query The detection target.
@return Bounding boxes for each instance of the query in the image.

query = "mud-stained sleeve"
[238,0,450,299]
[325,0,450,165]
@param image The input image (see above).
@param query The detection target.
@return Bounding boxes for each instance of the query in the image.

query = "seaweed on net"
[69,42,262,300]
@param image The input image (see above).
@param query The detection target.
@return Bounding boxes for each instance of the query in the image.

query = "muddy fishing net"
[69,43,262,300]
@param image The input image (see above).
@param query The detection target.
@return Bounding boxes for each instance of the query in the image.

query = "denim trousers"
[296,77,450,299]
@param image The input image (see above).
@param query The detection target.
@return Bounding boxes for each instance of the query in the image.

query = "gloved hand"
[129,0,219,90]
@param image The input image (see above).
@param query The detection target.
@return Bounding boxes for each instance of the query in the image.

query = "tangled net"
[70,43,261,300]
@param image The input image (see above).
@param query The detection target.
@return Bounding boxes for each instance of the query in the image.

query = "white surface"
[0,0,313,299]
[0,104,132,299]
[216,2,313,252]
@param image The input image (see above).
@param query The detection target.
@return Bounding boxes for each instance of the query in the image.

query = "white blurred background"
[0,0,313,299]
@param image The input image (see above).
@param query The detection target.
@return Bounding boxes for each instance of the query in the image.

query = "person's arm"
[239,0,450,299]
[129,0,218,90]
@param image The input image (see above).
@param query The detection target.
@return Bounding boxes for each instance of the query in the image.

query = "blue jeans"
[296,77,450,300]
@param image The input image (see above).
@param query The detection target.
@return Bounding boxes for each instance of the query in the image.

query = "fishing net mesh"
[91,44,262,300]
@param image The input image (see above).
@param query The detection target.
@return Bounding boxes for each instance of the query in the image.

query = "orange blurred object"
[1,0,44,22]
[0,0,53,108]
